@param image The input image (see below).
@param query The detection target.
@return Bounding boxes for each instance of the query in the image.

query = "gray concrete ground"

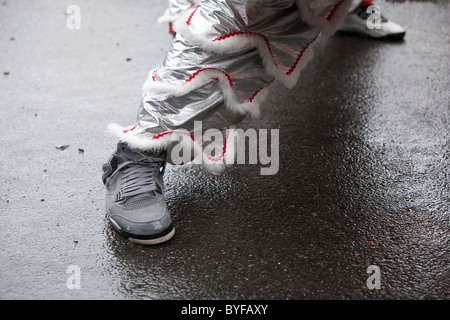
[0,0,448,300]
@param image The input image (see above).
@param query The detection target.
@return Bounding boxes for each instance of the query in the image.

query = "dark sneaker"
[102,143,175,245]
[339,5,406,40]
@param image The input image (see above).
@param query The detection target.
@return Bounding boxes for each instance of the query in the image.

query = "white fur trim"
[157,8,176,24]
[296,0,354,36]
[107,123,231,174]
[107,123,172,151]
[157,0,200,24]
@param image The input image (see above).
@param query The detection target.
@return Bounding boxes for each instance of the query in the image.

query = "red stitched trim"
[123,124,137,133]
[285,38,316,75]
[168,22,174,34]
[151,127,230,162]
[151,131,191,141]
[212,31,278,66]
[209,126,229,162]
[186,5,199,25]
[151,65,161,82]
[249,80,274,102]
[326,0,344,21]
[185,67,233,88]
[211,30,315,76]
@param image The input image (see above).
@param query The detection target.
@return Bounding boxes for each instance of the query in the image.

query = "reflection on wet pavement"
[0,0,448,299]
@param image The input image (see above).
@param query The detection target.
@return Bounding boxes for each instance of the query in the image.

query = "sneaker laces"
[110,152,165,201]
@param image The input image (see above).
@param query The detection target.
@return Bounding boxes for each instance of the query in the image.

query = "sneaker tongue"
[134,152,144,160]
[120,191,159,209]
[131,147,164,160]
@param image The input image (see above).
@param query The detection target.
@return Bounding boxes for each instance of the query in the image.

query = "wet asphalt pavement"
[0,0,449,300]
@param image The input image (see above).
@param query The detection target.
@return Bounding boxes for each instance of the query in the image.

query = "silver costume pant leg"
[108,0,353,169]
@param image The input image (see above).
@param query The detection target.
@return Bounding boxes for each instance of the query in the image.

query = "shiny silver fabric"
[158,0,196,25]
[139,34,272,133]
[112,0,354,151]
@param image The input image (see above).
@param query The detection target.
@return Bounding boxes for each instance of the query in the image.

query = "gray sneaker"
[102,143,175,245]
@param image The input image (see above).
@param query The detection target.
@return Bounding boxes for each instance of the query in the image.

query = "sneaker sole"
[338,30,406,41]
[129,228,175,245]
[108,216,175,245]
